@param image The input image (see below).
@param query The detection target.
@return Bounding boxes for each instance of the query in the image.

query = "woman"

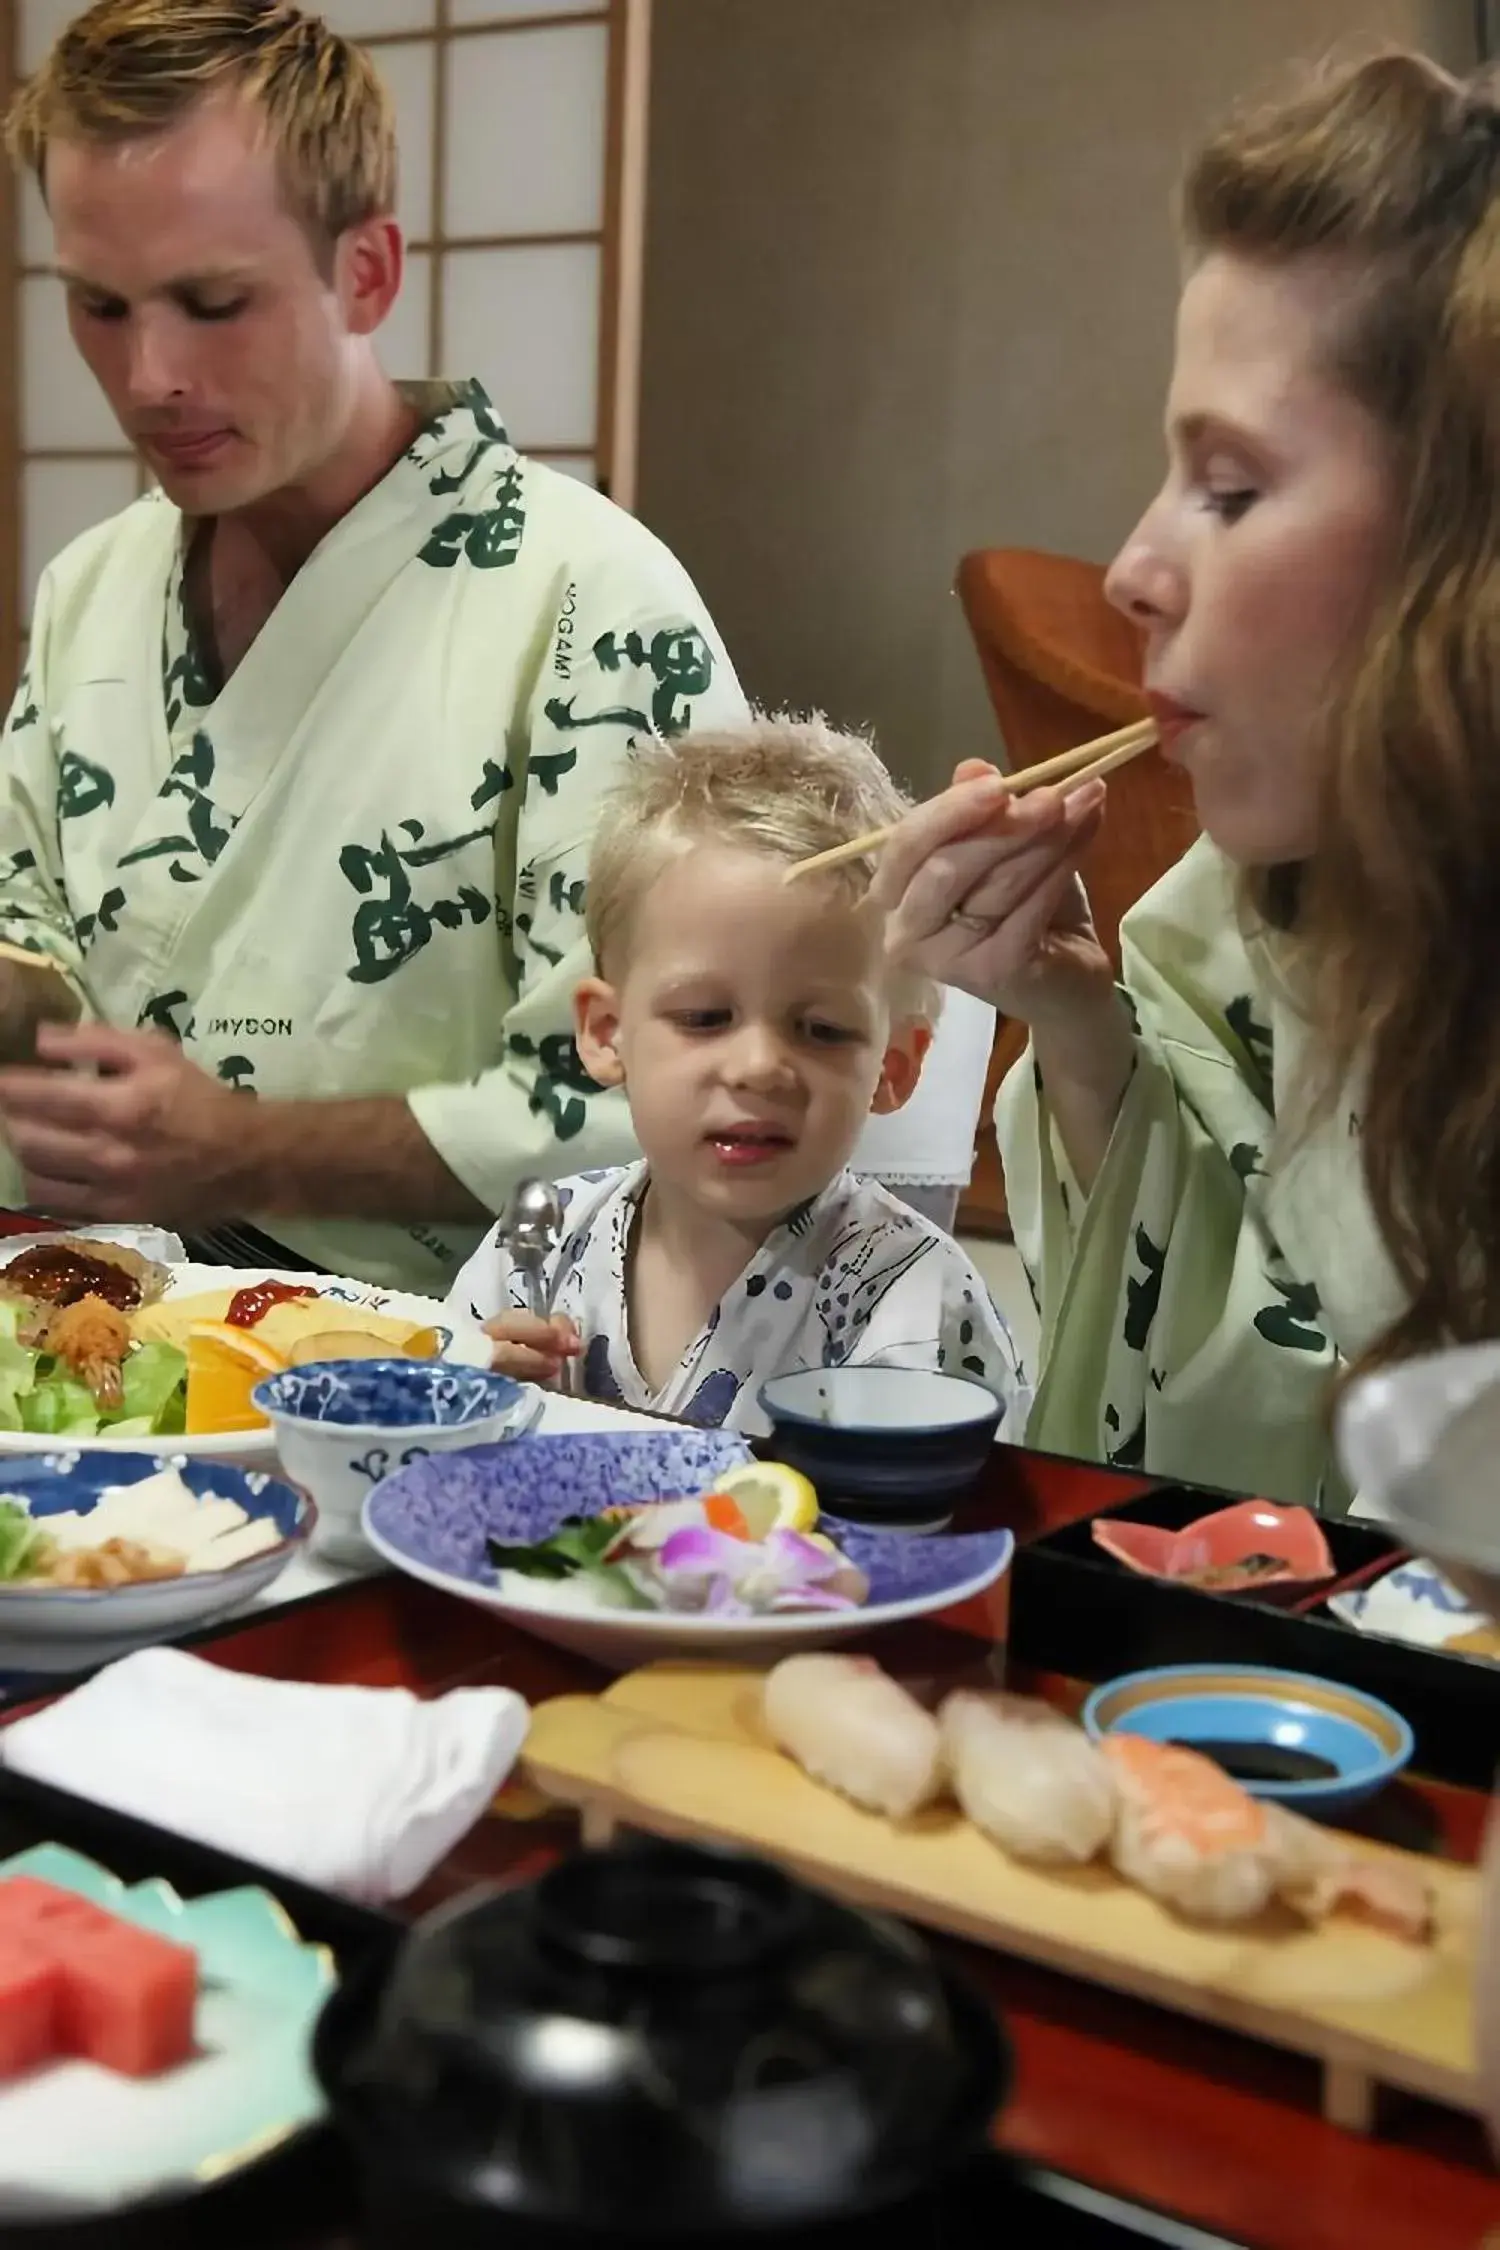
[875,51,1500,1510]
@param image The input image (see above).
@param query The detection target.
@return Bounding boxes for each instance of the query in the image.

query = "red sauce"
[226,1281,317,1329]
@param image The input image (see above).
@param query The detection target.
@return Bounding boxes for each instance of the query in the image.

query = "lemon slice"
[712,1461,819,1540]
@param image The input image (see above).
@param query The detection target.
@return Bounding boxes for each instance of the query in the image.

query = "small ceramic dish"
[253,1360,539,1566]
[0,1451,312,1640]
[1326,1556,1492,1653]
[1091,1498,1335,1603]
[361,1428,1014,1669]
[0,1840,334,2220]
[1081,1662,1414,1816]
[1338,1342,1500,1625]
[757,1367,1003,1532]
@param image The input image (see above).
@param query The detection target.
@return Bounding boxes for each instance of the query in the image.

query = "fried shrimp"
[41,1294,133,1409]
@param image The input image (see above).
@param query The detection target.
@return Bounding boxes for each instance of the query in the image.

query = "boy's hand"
[483,1310,582,1386]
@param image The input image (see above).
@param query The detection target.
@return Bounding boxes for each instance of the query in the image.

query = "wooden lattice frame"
[0,0,649,701]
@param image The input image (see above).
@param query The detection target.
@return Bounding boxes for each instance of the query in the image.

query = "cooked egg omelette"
[131,1290,427,1356]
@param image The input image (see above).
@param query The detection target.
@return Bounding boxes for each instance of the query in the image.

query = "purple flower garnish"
[606,1504,870,1618]
[768,1587,858,1613]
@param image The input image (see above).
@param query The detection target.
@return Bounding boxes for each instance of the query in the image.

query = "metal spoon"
[498,1176,580,1396]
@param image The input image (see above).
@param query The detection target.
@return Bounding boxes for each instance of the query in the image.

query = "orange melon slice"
[184,1323,287,1437]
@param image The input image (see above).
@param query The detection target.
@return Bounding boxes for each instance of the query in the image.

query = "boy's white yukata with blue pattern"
[448,1159,1027,1435]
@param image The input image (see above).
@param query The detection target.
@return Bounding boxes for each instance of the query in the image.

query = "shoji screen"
[0,0,650,699]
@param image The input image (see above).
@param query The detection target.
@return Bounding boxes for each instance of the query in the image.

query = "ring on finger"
[947,906,991,935]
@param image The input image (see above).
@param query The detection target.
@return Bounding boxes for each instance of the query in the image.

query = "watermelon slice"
[0,1877,198,2080]
[0,1875,113,1933]
[0,1942,62,2078]
[52,1922,197,2077]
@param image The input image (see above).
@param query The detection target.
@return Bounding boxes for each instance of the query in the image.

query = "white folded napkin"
[1,1647,528,1904]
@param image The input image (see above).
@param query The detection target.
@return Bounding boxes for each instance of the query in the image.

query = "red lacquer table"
[93,1446,1500,2250]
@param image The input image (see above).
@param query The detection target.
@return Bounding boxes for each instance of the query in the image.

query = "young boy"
[448,716,1025,1432]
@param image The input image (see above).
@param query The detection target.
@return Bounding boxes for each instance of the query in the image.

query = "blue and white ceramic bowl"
[0,1451,312,1640]
[361,1428,1015,1669]
[1082,1663,1414,1817]
[253,1360,540,1566]
[758,1367,1004,1532]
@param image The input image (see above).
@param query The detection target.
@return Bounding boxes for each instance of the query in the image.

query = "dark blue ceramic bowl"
[757,1367,1003,1532]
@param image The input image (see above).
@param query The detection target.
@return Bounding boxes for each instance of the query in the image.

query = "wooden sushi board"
[522,1662,1481,2135]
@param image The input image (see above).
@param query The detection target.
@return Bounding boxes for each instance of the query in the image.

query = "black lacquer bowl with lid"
[314,1835,1011,2247]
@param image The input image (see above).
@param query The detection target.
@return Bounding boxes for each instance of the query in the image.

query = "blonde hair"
[5,0,397,253]
[586,713,940,1020]
[1181,51,1500,1369]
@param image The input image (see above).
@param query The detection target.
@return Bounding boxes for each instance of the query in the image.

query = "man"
[0,0,745,1292]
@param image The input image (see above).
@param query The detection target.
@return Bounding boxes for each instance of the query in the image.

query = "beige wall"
[637,0,1478,795]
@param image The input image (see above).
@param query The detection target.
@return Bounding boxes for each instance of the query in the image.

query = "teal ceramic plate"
[0,1842,335,2218]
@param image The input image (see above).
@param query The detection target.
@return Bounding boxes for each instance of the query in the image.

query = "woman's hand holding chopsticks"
[869,759,1137,1190]
[869,758,1110,1016]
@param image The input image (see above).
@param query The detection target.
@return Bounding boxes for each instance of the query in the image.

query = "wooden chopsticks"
[783,716,1157,885]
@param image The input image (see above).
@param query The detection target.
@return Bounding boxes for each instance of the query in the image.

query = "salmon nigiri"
[1264,1804,1434,1943]
[1102,1734,1435,1941]
[1102,1734,1280,1922]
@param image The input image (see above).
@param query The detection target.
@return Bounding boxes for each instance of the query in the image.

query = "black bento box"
[1010,1483,1500,1792]
[0,1766,401,2250]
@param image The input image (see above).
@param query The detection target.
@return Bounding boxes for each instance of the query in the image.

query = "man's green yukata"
[0,381,746,1292]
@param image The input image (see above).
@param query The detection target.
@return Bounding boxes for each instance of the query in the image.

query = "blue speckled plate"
[361,1430,1015,1668]
[0,1842,334,2218]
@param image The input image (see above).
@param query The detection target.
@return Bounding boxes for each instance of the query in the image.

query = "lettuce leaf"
[0,1499,44,1582]
[0,1331,37,1434]
[114,1342,187,1431]
[152,1384,187,1438]
[21,1365,100,1437]
[0,1327,186,1441]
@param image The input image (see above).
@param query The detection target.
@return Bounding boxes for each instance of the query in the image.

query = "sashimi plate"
[0,1265,490,1469]
[0,1842,334,2218]
[362,1429,1015,1669]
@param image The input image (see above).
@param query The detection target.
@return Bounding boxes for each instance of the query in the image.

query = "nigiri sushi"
[940,1691,1116,1866]
[1264,1804,1434,1944]
[1103,1734,1279,1922]
[762,1654,942,1819]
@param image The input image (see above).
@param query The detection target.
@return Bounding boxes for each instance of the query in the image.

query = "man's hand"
[0,952,83,1067]
[0,1021,489,1227]
[0,1023,248,1223]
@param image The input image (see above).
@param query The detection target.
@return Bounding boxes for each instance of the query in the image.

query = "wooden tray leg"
[581,1802,620,1849]
[1322,2059,1376,2134]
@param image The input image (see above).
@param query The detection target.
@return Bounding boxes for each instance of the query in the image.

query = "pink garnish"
[657,1527,759,1577]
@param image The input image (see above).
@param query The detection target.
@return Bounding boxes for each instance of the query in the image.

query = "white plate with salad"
[0,1238,488,1465]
